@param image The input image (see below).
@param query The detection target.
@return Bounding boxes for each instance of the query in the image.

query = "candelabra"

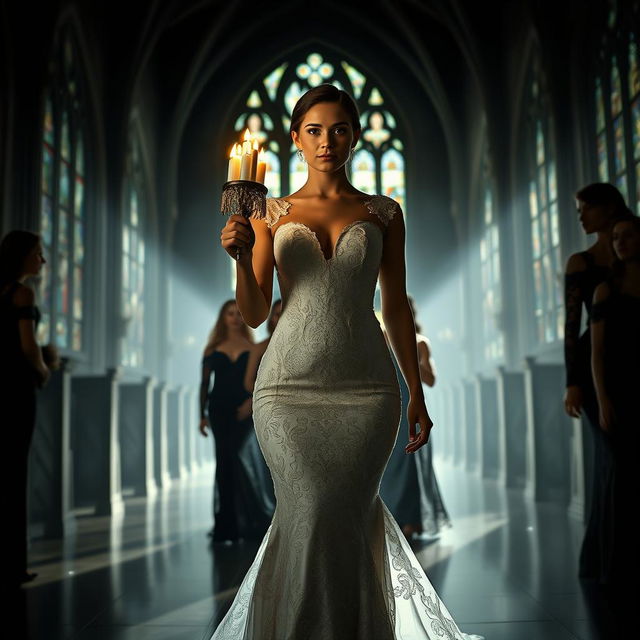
[220,179,268,260]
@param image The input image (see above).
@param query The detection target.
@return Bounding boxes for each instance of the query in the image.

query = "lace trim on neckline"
[264,195,398,228]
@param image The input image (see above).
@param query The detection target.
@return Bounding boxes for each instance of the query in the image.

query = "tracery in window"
[39,29,87,352]
[528,68,563,344]
[121,126,146,369]
[479,144,503,361]
[594,0,640,209]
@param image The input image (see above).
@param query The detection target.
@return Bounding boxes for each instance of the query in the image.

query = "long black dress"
[591,284,640,586]
[200,351,274,541]
[564,251,612,581]
[379,352,450,536]
[0,282,41,584]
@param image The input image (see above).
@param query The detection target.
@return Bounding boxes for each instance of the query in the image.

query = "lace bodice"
[262,195,399,228]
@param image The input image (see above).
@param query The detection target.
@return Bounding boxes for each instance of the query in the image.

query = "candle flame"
[243,128,251,141]
[252,139,259,151]
[229,144,236,159]
[258,148,266,160]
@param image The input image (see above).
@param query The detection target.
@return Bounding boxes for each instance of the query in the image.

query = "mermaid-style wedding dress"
[211,196,481,640]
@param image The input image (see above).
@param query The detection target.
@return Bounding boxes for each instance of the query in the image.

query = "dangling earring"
[297,149,306,163]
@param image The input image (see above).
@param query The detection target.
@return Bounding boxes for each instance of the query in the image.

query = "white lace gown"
[211,196,482,640]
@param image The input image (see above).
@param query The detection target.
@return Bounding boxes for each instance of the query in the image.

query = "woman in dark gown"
[563,183,632,581]
[591,216,640,591]
[199,300,274,543]
[0,231,51,587]
[380,298,450,540]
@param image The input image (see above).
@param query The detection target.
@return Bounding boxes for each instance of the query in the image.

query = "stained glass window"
[352,149,376,194]
[479,144,503,361]
[121,126,146,369]
[229,51,406,289]
[38,29,87,351]
[381,148,405,209]
[529,64,563,344]
[595,7,640,210]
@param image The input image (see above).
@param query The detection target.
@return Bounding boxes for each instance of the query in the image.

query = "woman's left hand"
[405,395,433,454]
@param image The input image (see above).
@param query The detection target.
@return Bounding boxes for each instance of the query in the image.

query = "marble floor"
[12,460,623,639]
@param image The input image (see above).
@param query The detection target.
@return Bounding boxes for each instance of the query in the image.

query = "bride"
[215,84,482,640]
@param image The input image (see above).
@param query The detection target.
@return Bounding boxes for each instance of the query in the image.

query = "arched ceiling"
[128,0,487,239]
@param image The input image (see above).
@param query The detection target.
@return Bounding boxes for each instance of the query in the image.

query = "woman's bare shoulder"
[12,283,35,306]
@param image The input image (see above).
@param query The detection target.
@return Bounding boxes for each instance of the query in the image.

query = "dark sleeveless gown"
[0,282,41,584]
[201,351,274,541]
[379,352,450,536]
[591,283,640,586]
[564,251,612,581]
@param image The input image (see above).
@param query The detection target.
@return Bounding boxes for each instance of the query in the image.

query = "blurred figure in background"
[563,183,632,581]
[0,231,56,588]
[199,300,273,543]
[591,215,640,589]
[244,299,282,393]
[380,296,450,541]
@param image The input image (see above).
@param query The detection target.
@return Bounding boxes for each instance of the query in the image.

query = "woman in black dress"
[563,183,632,581]
[199,300,273,543]
[380,297,450,540]
[591,216,640,588]
[0,231,50,587]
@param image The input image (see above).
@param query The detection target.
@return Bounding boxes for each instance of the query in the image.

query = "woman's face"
[576,199,613,234]
[612,221,640,261]
[22,241,46,277]
[291,102,360,174]
[223,304,244,330]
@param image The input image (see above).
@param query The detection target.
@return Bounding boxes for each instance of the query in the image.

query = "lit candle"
[227,144,241,181]
[256,148,266,184]
[242,128,252,155]
[250,138,259,181]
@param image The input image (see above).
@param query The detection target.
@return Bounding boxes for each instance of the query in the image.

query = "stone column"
[448,383,461,466]
[29,358,73,538]
[71,367,123,516]
[463,379,478,473]
[496,367,527,488]
[475,374,499,480]
[119,376,156,497]
[523,357,571,503]
[153,382,171,489]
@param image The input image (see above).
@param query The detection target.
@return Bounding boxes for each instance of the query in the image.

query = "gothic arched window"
[479,143,503,362]
[528,63,563,344]
[39,28,88,352]
[121,125,146,369]
[594,1,640,210]
[231,52,406,205]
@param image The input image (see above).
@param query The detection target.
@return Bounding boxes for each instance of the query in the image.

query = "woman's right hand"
[564,385,583,418]
[37,366,51,388]
[199,417,209,437]
[220,215,254,261]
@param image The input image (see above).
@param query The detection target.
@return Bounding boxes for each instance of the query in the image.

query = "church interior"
[1,0,637,637]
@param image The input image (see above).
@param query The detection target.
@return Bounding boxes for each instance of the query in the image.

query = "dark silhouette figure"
[380,297,450,540]
[243,299,282,394]
[199,300,273,543]
[563,183,633,582]
[0,231,52,588]
[591,216,640,592]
